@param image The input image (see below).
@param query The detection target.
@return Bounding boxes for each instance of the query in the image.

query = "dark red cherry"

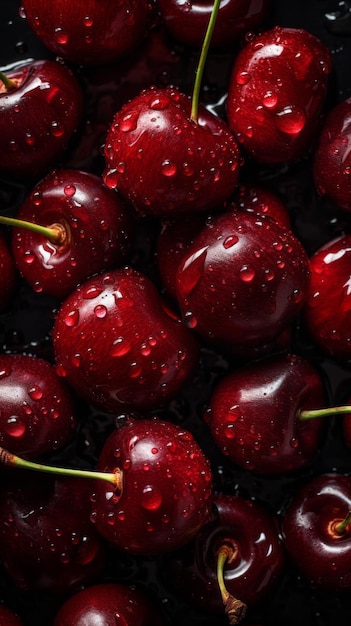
[0,353,76,458]
[53,582,165,626]
[91,417,213,555]
[226,26,331,164]
[0,473,106,594]
[304,234,351,361]
[9,168,133,299]
[156,0,272,49]
[103,85,241,217]
[53,267,199,412]
[175,211,310,355]
[0,60,83,181]
[169,493,284,614]
[0,229,16,312]
[281,473,351,589]
[205,353,327,474]
[20,0,153,66]
[313,97,351,212]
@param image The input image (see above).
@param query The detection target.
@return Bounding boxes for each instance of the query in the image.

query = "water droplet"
[223,235,239,249]
[236,71,251,85]
[140,484,163,511]
[275,105,306,134]
[161,160,177,177]
[120,111,139,132]
[111,337,131,357]
[64,184,76,197]
[54,27,69,44]
[150,94,170,110]
[64,309,80,327]
[263,91,278,108]
[240,265,255,282]
[6,416,26,438]
[94,304,107,319]
[50,120,65,137]
[28,385,43,401]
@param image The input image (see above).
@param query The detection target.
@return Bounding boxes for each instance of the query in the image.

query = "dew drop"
[6,416,26,438]
[140,484,163,511]
[161,160,177,177]
[240,265,255,282]
[275,105,306,135]
[64,309,80,327]
[28,385,43,401]
[111,337,131,357]
[94,304,107,319]
[263,91,278,108]
[50,120,65,137]
[64,184,76,197]
[120,111,139,132]
[236,71,251,85]
[54,28,69,44]
[223,235,239,249]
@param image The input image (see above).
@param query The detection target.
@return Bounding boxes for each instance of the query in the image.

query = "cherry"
[226,26,332,164]
[281,473,351,590]
[0,473,106,594]
[156,0,272,49]
[0,416,213,555]
[0,353,76,458]
[168,493,284,622]
[313,96,351,212]
[303,234,351,361]
[175,211,310,355]
[52,266,199,412]
[53,582,165,626]
[0,60,83,181]
[20,0,154,66]
[0,229,16,312]
[205,353,327,475]
[1,168,134,299]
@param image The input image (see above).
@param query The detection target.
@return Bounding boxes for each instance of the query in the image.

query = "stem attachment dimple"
[333,511,351,536]
[0,70,17,92]
[216,543,247,625]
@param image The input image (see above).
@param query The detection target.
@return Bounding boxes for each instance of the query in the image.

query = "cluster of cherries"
[1,1,351,625]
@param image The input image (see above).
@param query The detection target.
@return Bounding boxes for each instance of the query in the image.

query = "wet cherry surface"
[2,1,351,625]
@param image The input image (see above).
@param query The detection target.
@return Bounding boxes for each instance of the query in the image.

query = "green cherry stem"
[190,0,221,123]
[299,405,351,421]
[0,215,67,245]
[0,70,16,92]
[0,446,123,493]
[216,544,247,625]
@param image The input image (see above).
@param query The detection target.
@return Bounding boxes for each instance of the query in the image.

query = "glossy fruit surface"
[205,353,326,474]
[21,0,153,66]
[0,353,76,458]
[53,267,199,412]
[226,26,331,163]
[0,60,83,180]
[91,418,213,554]
[53,582,165,626]
[281,473,351,589]
[175,211,310,354]
[304,234,351,361]
[11,168,133,299]
[103,85,241,216]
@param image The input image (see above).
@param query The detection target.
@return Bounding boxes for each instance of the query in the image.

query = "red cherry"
[156,0,272,49]
[0,353,76,458]
[7,168,133,299]
[175,211,310,354]
[91,417,213,554]
[205,353,327,474]
[53,267,199,412]
[53,582,165,626]
[0,474,106,594]
[103,85,241,217]
[281,473,351,589]
[304,234,351,361]
[169,493,284,615]
[20,0,153,66]
[226,26,332,164]
[313,97,351,211]
[0,229,16,311]
[0,60,83,181]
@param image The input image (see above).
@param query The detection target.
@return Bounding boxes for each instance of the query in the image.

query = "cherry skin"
[175,211,310,355]
[20,0,153,66]
[53,266,199,412]
[281,473,351,590]
[205,353,327,475]
[8,168,133,299]
[156,0,272,49]
[0,605,23,626]
[53,582,165,625]
[313,96,351,211]
[0,353,76,458]
[103,85,241,217]
[0,473,106,594]
[168,493,284,615]
[226,26,332,164]
[304,234,351,361]
[0,60,83,181]
[227,183,291,230]
[91,417,213,555]
[0,229,16,311]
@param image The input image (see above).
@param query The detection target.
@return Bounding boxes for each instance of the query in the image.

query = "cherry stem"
[216,544,247,625]
[299,405,351,421]
[190,0,221,123]
[0,70,16,92]
[0,446,123,493]
[0,215,67,245]
[334,511,351,535]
